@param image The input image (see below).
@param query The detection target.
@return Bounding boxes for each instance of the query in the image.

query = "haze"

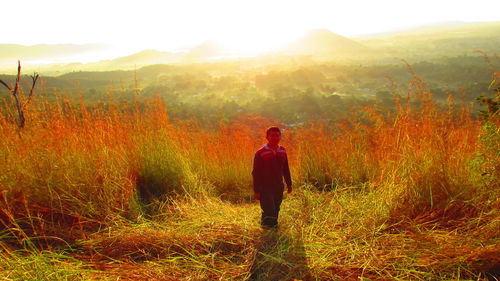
[1,0,499,62]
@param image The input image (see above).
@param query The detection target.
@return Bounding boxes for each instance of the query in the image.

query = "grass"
[2,189,497,280]
[0,77,498,279]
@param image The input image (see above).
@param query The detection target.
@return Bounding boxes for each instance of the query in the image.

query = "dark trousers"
[260,188,283,227]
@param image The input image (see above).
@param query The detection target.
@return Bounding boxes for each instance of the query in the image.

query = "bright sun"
[215,32,303,56]
[1,0,499,63]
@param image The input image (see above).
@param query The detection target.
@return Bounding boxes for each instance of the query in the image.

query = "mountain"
[281,29,369,57]
[359,21,500,58]
[182,40,228,62]
[96,50,178,68]
[2,22,499,75]
[357,21,469,39]
[358,21,500,40]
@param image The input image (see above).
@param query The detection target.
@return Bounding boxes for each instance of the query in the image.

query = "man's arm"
[283,154,292,193]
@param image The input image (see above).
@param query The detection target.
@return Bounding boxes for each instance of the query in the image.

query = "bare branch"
[1,61,38,129]
[23,73,40,109]
[12,60,25,129]
[12,60,21,98]
[0,79,12,91]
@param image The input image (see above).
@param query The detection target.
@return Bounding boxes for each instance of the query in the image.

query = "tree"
[0,61,39,129]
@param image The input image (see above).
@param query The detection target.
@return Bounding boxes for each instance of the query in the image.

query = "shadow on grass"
[249,227,312,281]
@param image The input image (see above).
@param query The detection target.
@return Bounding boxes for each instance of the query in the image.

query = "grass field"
[0,72,499,280]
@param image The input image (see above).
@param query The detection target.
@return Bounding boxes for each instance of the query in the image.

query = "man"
[252,126,292,228]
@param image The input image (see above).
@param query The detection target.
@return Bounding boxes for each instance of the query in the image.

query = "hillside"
[0,52,495,126]
[282,29,369,57]
[182,40,228,62]
[96,49,178,67]
[1,22,499,74]
[0,89,498,279]
[359,21,500,58]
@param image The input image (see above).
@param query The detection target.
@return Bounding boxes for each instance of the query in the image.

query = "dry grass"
[0,79,498,279]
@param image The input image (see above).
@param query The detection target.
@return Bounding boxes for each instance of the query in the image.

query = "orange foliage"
[0,93,494,225]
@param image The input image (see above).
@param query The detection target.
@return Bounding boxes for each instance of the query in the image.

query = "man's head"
[266,127,281,147]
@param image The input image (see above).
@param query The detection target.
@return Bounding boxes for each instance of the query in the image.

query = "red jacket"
[252,144,292,193]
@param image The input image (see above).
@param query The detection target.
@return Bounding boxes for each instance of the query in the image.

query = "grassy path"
[1,188,499,280]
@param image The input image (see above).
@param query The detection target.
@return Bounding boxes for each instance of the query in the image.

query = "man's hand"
[287,185,292,194]
[254,192,261,200]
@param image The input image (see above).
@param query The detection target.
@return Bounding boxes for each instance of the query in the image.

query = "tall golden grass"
[0,74,498,279]
[0,84,497,223]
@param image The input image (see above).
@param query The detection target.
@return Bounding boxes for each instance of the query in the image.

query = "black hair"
[266,126,281,136]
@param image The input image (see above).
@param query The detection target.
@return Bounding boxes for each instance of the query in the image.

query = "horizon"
[1,0,500,64]
[1,20,499,67]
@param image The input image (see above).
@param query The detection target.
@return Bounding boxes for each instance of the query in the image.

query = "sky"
[1,0,499,60]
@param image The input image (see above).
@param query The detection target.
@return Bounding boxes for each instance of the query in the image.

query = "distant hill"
[95,50,178,68]
[359,21,500,40]
[1,22,499,75]
[182,40,228,62]
[358,21,500,58]
[281,29,369,57]
[357,21,470,39]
